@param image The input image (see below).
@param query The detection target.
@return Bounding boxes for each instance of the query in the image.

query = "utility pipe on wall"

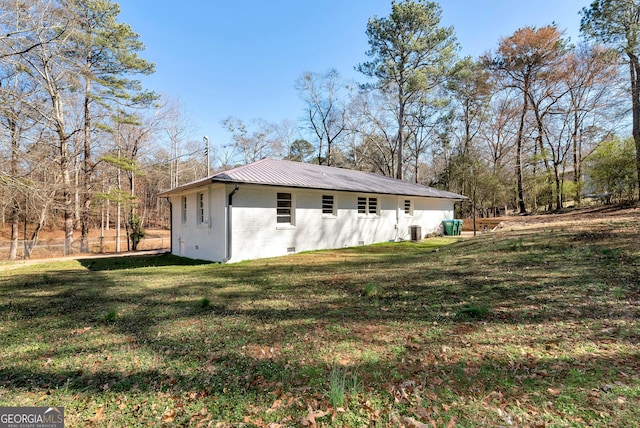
[223,184,239,262]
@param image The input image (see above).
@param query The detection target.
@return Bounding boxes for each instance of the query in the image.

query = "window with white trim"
[358,196,379,216]
[181,196,187,224]
[197,193,205,225]
[277,192,293,225]
[404,199,413,216]
[322,194,336,216]
[368,197,378,215]
[357,197,367,214]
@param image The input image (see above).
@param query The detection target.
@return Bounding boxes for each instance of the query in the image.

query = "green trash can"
[453,219,463,236]
[442,220,455,236]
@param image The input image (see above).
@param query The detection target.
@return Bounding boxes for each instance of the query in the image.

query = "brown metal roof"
[159,159,467,200]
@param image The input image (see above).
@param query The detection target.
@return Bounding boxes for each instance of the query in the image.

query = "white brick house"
[158,159,466,263]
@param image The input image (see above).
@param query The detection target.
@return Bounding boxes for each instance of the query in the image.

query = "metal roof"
[159,159,467,200]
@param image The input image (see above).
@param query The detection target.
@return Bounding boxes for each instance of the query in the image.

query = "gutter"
[223,184,239,263]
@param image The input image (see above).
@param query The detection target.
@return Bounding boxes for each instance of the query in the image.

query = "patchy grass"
[0,212,639,427]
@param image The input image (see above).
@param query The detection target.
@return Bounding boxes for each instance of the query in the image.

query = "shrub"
[586,137,638,203]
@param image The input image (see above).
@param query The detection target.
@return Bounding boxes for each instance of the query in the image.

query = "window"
[277,192,293,224]
[322,195,335,216]
[357,197,367,214]
[181,196,187,224]
[358,196,379,216]
[197,193,205,225]
[368,197,378,215]
[404,199,413,216]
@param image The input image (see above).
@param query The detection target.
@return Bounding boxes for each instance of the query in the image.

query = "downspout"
[167,199,173,254]
[396,196,400,241]
[223,184,239,262]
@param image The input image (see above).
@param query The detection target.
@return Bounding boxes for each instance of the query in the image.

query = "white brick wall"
[169,185,226,261]
[170,183,455,263]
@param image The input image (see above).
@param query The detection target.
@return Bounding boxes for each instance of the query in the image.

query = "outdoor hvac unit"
[409,225,422,242]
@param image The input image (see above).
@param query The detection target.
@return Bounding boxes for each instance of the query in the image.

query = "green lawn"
[1,215,639,427]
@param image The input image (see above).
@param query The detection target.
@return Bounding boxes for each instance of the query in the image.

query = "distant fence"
[0,236,170,260]
[461,218,505,232]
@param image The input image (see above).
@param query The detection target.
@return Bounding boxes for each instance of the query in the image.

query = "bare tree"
[405,93,452,184]
[0,0,68,60]
[0,67,40,259]
[348,89,398,176]
[161,98,195,188]
[276,119,301,160]
[582,0,640,200]
[486,25,568,213]
[296,69,349,166]
[562,45,621,205]
[222,117,281,165]
[8,1,81,254]
[481,92,519,174]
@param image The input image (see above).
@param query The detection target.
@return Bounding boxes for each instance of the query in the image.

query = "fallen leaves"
[300,408,330,427]
[161,407,176,423]
[390,413,457,428]
[547,387,562,397]
[88,406,104,423]
[388,380,417,403]
[401,416,430,428]
[4,211,640,427]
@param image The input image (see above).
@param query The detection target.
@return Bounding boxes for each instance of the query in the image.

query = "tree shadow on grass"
[79,253,213,271]
[0,335,638,426]
[3,235,638,334]
[1,230,639,425]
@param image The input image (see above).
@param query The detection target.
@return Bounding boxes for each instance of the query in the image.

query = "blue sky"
[118,0,590,149]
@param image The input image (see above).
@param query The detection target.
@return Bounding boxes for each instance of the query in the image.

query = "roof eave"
[157,177,218,197]
[158,178,468,201]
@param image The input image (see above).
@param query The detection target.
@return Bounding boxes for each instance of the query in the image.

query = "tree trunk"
[8,118,19,260]
[396,87,405,180]
[554,164,562,211]
[63,187,74,256]
[24,201,50,259]
[8,205,19,261]
[48,82,74,255]
[629,54,640,202]
[80,78,93,253]
[60,137,74,255]
[573,119,581,205]
[528,91,558,211]
[515,80,529,214]
[116,148,122,253]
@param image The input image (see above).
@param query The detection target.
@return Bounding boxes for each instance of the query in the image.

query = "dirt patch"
[494,205,640,233]
[487,205,640,263]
